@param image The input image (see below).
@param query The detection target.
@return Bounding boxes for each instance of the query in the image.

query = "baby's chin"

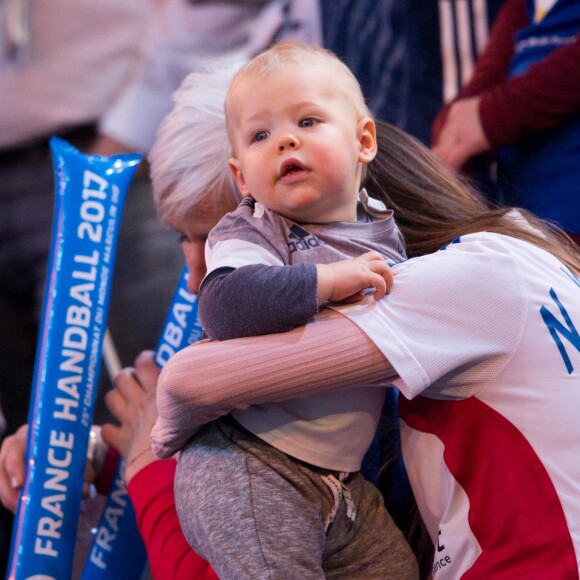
[279,202,327,224]
[283,196,356,224]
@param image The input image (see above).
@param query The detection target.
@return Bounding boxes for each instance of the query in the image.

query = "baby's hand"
[316,251,394,304]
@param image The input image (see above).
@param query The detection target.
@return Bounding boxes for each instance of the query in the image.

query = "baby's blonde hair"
[149,60,245,229]
[225,41,372,144]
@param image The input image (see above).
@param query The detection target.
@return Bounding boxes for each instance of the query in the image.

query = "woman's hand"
[0,425,101,513]
[101,350,161,483]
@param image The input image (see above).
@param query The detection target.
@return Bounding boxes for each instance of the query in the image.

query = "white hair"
[149,60,246,228]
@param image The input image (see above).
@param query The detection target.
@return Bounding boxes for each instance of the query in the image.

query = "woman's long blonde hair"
[365,120,580,273]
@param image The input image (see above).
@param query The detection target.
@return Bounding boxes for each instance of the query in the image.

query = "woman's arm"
[151,308,396,457]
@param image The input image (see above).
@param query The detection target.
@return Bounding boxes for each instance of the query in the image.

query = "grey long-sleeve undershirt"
[198,263,319,341]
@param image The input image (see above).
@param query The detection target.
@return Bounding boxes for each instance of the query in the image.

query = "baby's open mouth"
[284,165,302,175]
[280,160,306,177]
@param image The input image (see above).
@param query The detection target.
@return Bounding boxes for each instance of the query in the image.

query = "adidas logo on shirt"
[288,225,324,254]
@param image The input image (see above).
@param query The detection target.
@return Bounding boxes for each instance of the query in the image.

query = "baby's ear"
[357,117,377,164]
[228,158,251,197]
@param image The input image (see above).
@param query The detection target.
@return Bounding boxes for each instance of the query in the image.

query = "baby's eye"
[253,130,269,142]
[299,118,316,128]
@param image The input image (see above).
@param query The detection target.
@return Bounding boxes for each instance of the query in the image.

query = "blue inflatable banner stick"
[81,265,202,578]
[81,460,147,579]
[7,138,141,580]
[154,266,203,368]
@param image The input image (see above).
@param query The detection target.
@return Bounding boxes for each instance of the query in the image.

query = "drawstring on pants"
[320,472,356,532]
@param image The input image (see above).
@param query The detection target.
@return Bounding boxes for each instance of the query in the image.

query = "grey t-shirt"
[199,191,405,471]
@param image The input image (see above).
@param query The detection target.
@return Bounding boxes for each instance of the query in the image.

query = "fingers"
[317,254,396,304]
[376,265,394,299]
[110,352,157,414]
[100,423,122,451]
[106,368,136,423]
[106,366,147,437]
[102,351,160,461]
[431,124,466,170]
[357,252,394,299]
[431,96,489,171]
[134,351,161,396]
[431,143,465,171]
[0,425,28,513]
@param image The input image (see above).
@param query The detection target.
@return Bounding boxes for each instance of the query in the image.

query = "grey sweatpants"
[174,417,419,580]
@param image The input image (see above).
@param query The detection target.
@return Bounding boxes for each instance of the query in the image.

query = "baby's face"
[227,62,374,223]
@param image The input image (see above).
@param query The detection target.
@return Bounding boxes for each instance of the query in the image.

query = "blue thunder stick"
[154,265,203,368]
[7,138,141,580]
[82,265,202,578]
[81,461,147,579]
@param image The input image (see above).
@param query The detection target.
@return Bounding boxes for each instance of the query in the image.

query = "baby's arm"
[200,204,393,341]
[199,263,319,341]
[199,251,393,341]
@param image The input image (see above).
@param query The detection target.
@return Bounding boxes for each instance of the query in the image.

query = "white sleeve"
[330,235,527,400]
[206,238,284,273]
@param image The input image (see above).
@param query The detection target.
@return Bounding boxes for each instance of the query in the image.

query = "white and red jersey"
[333,232,580,578]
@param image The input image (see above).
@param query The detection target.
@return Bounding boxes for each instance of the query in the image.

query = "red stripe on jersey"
[399,395,578,578]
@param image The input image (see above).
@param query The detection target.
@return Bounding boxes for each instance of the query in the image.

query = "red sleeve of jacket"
[480,34,580,147]
[127,459,219,580]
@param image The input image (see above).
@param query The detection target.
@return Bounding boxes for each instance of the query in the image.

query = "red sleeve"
[127,459,219,580]
[93,446,120,495]
[480,35,580,147]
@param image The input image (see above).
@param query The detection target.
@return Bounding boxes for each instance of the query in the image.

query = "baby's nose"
[278,134,298,151]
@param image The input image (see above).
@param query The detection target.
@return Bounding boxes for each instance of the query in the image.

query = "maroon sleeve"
[479,35,580,146]
[434,0,580,149]
[127,460,219,580]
